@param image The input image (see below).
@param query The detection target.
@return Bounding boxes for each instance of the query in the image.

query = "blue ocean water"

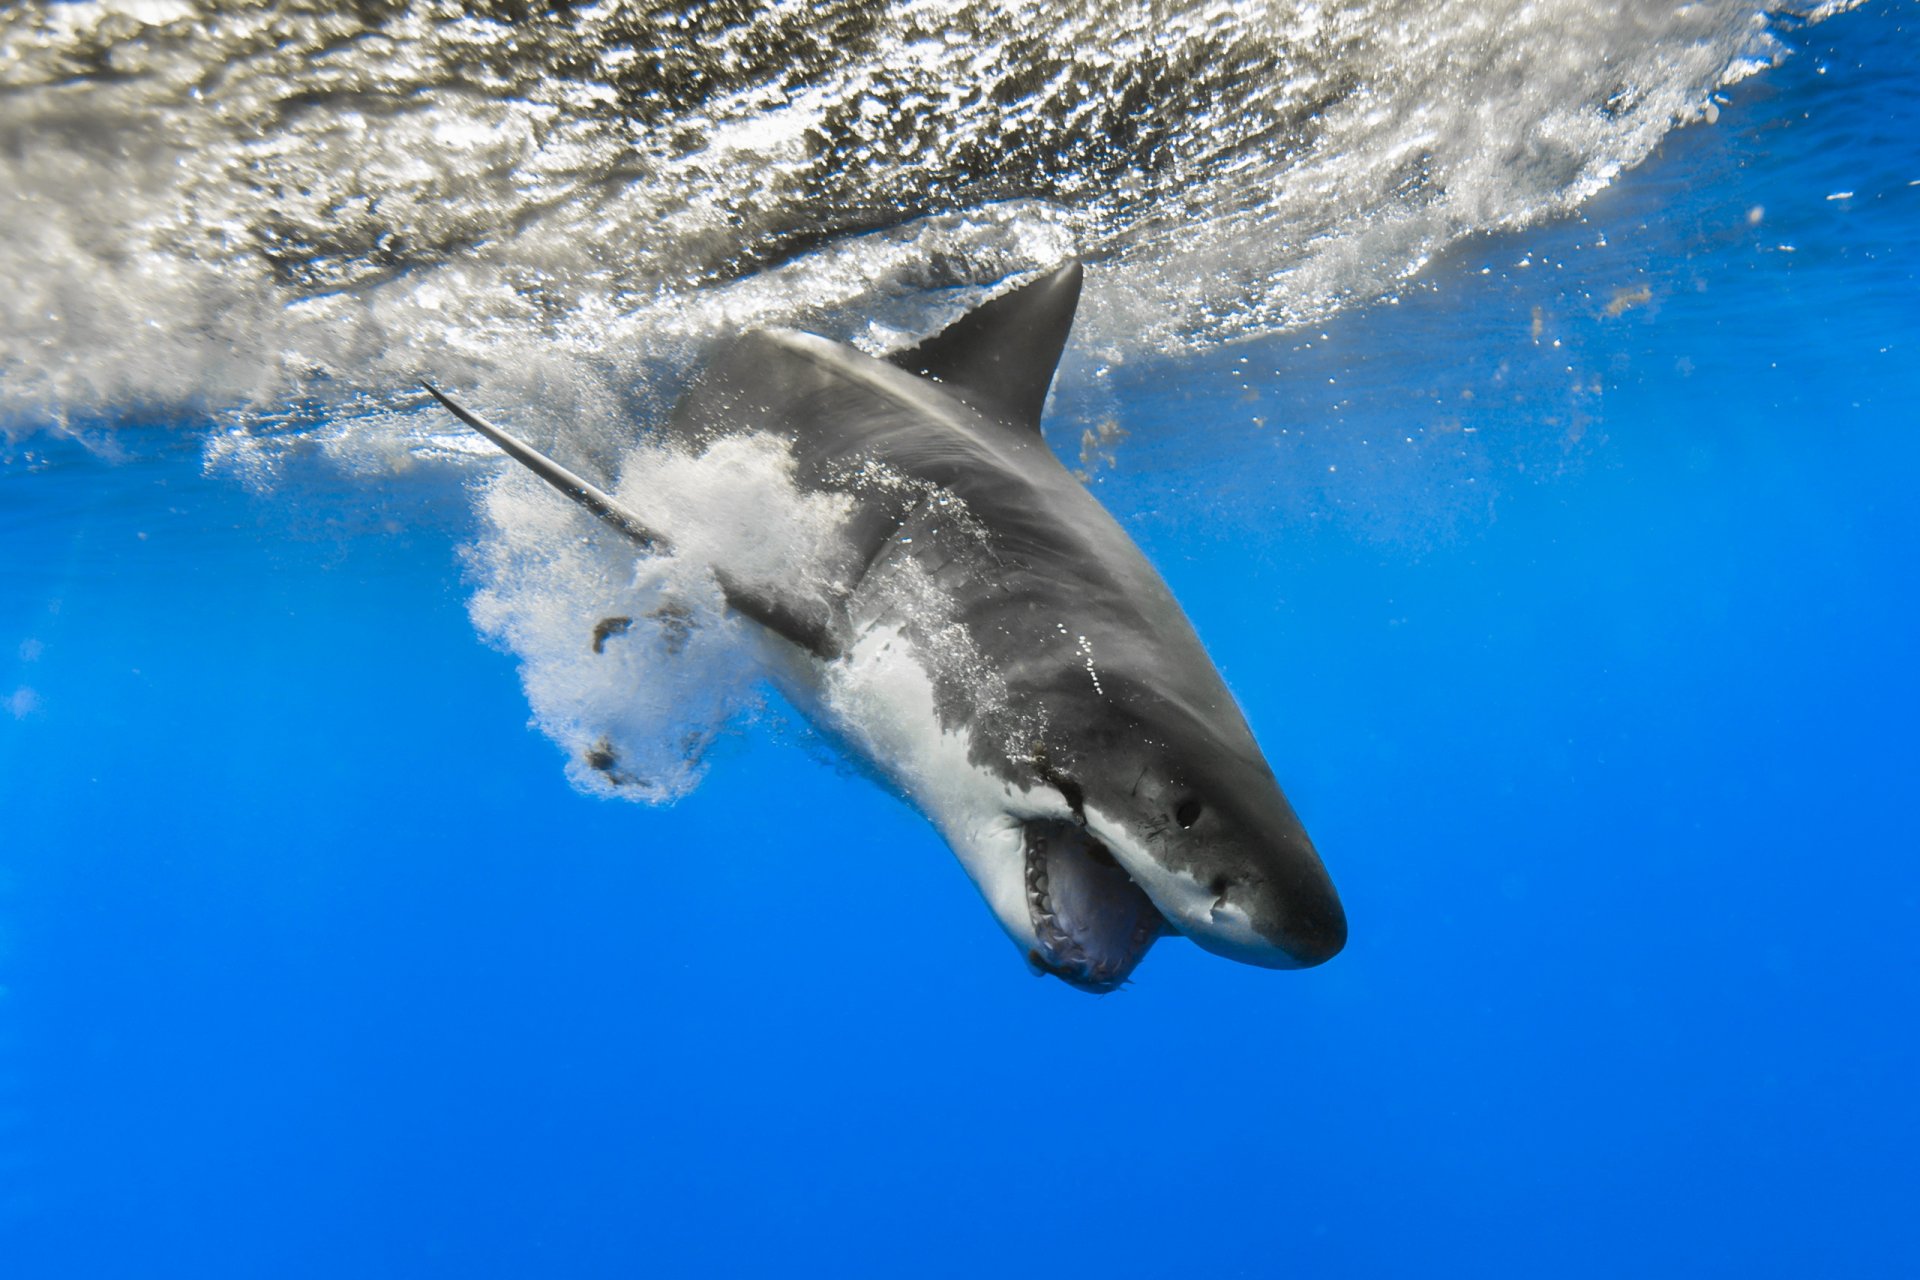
[2,2,1917,1276]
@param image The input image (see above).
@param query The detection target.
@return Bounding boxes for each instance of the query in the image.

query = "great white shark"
[424,260,1346,992]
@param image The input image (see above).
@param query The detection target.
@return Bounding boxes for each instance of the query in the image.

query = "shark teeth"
[1023,821,1163,993]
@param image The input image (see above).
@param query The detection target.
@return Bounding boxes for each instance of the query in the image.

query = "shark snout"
[1141,845,1346,970]
[1266,882,1346,967]
[1226,847,1347,969]
[1173,875,1345,970]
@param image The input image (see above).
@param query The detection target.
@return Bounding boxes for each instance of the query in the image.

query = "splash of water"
[1,0,1850,440]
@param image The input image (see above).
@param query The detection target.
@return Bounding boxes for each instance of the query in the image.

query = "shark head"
[990,673,1345,989]
[1082,742,1347,972]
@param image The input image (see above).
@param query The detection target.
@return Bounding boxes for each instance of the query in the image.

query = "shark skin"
[425,260,1345,992]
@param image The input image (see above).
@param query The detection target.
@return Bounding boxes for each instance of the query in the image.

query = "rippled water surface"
[0,0,1855,419]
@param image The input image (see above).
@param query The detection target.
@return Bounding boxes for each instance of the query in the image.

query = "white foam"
[0,0,1856,438]
[464,430,853,803]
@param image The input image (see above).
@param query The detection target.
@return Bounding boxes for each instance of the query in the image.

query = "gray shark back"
[664,273,1266,775]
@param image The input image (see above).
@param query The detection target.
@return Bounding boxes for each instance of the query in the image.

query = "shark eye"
[1175,798,1203,828]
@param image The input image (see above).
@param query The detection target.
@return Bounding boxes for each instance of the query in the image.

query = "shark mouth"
[1023,820,1165,993]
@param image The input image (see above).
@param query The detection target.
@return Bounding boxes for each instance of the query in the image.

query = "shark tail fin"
[420,382,843,662]
[886,259,1083,434]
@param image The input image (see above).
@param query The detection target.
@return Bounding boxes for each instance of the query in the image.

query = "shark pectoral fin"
[885,259,1083,434]
[423,381,843,661]
[712,570,843,661]
[420,381,668,551]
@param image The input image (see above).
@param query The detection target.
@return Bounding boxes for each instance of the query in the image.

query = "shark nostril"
[1207,874,1238,916]
[1175,798,1203,828]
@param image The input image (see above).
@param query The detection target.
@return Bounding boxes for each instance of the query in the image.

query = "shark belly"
[755,562,1057,962]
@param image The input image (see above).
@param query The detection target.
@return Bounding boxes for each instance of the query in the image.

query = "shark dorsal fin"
[887,259,1083,433]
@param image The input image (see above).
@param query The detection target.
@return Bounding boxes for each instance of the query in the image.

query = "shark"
[424,259,1346,992]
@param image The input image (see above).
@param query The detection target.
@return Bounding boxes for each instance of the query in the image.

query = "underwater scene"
[2,0,1916,1274]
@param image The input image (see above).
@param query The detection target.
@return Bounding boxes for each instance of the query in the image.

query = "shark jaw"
[1020,819,1164,993]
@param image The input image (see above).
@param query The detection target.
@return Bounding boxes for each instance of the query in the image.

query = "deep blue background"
[3,6,1915,1275]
